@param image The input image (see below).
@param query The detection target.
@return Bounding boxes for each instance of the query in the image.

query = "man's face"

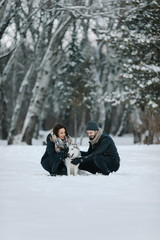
[87,131,98,140]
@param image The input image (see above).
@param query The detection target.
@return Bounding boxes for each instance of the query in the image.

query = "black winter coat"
[41,134,67,175]
[41,134,66,162]
[82,132,120,163]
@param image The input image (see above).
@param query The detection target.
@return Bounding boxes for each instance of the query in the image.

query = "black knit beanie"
[86,120,99,131]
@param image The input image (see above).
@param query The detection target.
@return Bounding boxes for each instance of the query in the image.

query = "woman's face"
[58,128,66,140]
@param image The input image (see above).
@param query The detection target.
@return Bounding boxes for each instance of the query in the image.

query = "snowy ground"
[0,135,160,240]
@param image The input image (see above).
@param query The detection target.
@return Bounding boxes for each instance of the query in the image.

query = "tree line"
[0,0,160,145]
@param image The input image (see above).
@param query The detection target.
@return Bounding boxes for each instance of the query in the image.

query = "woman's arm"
[46,135,66,160]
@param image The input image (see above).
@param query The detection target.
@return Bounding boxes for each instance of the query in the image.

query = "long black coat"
[41,134,67,175]
[80,132,120,173]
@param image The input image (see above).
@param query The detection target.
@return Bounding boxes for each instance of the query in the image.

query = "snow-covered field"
[0,135,160,240]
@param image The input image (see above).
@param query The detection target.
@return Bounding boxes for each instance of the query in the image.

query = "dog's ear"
[73,143,79,147]
[75,143,80,149]
[72,143,78,147]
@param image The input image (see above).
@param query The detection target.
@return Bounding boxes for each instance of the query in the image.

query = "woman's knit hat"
[86,120,99,131]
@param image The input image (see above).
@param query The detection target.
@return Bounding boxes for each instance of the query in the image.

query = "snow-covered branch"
[0,46,16,60]
[53,4,126,19]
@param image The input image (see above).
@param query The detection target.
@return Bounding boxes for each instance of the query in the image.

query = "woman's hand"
[60,147,69,158]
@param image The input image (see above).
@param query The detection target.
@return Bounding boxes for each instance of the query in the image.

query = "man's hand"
[71,157,83,165]
[71,154,92,165]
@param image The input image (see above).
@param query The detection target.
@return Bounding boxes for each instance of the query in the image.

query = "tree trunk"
[21,16,72,144]
[7,64,34,144]
[52,79,61,123]
[130,107,143,144]
[79,109,86,145]
[0,41,22,139]
[0,41,21,84]
[0,82,8,139]
[143,108,155,145]
[116,104,129,136]
[94,41,106,129]
[73,111,78,144]
[0,0,14,40]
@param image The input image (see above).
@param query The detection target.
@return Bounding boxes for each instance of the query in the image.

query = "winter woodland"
[0,0,160,145]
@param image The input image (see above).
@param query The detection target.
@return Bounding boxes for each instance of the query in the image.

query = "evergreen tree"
[108,0,160,143]
[57,22,96,137]
[109,0,160,108]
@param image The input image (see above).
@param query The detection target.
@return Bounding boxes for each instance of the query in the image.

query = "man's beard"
[89,135,95,140]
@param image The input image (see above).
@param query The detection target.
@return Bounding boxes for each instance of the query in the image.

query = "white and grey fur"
[64,144,81,176]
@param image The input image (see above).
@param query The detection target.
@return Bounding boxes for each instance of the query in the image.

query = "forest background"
[0,0,160,145]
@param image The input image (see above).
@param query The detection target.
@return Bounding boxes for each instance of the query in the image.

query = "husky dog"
[64,144,81,176]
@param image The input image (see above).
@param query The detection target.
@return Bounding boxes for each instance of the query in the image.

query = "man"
[71,120,120,175]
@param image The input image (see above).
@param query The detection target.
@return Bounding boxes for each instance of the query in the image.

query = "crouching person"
[71,120,120,175]
[41,124,72,176]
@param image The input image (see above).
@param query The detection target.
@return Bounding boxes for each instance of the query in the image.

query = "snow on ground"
[0,135,160,240]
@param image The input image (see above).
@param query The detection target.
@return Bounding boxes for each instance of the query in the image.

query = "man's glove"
[71,154,93,165]
[71,157,83,165]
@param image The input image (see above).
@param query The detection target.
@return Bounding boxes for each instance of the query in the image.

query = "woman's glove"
[59,152,68,160]
[61,147,69,158]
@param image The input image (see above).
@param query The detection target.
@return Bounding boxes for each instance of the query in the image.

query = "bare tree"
[21,15,72,144]
[7,64,34,144]
[0,41,23,139]
[0,0,14,40]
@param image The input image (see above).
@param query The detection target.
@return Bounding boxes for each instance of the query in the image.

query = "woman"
[41,124,72,176]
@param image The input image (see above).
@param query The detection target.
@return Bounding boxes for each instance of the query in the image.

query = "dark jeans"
[79,155,120,175]
[41,157,67,175]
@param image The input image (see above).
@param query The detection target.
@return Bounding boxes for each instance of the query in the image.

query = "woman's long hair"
[53,124,69,137]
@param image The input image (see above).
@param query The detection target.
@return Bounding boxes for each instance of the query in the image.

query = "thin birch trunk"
[116,104,129,136]
[131,107,143,144]
[7,64,34,144]
[0,42,21,86]
[95,72,106,129]
[95,41,106,129]
[0,41,22,139]
[21,16,72,144]
[0,82,7,139]
[74,111,77,144]
[79,109,86,145]
[0,0,14,40]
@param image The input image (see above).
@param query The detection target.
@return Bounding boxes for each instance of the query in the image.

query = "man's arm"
[91,137,110,156]
[81,138,110,161]
[71,138,110,165]
[80,143,92,156]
